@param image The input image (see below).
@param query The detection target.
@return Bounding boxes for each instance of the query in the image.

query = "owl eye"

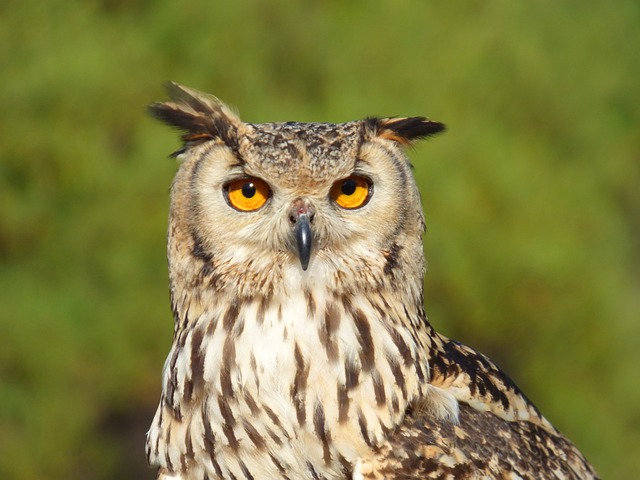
[225,177,271,211]
[330,176,371,209]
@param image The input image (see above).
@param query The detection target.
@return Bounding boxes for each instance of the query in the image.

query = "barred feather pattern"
[147,250,434,478]
[146,263,597,479]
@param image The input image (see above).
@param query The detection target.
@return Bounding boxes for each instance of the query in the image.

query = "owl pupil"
[242,183,256,198]
[342,179,356,196]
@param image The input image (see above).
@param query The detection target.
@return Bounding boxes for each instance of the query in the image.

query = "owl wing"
[365,402,596,479]
[363,336,599,479]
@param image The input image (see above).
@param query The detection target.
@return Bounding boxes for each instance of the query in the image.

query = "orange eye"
[330,176,371,209]
[226,177,271,211]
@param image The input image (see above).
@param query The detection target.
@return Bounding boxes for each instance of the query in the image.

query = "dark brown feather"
[374,116,446,144]
[148,82,241,153]
[371,403,598,479]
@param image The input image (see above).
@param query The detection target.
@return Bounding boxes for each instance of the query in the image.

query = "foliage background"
[1,0,638,478]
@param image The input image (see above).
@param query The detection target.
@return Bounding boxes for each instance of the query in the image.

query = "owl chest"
[170,290,416,479]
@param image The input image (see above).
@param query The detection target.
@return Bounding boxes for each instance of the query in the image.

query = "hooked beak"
[290,200,315,271]
[295,214,312,271]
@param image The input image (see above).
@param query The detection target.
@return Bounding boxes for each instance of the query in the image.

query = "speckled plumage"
[145,83,598,480]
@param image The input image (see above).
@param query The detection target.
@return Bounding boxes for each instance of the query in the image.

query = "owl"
[145,83,599,480]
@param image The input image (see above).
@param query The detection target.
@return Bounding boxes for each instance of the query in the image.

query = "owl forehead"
[238,121,364,188]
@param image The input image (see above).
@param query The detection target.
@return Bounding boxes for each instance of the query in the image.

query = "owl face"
[186,122,423,274]
[153,83,444,294]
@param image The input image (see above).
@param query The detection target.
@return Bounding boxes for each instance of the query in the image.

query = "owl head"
[151,83,445,300]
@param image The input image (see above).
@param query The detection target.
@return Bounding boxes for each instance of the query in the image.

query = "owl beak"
[294,213,313,271]
[290,201,314,271]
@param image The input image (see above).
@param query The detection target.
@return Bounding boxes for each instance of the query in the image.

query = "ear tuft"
[148,82,243,151]
[373,116,446,145]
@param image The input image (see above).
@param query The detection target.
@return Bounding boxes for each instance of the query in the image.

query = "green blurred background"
[1,0,638,478]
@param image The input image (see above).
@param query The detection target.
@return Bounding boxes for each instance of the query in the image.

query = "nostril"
[289,199,315,224]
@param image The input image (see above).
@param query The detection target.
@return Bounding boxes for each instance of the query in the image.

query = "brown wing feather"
[367,403,597,479]
[362,332,599,479]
